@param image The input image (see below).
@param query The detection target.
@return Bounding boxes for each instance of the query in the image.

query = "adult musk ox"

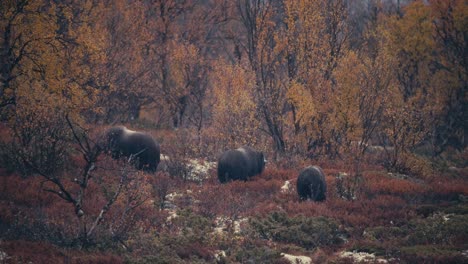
[217,146,266,183]
[297,166,327,201]
[103,126,160,172]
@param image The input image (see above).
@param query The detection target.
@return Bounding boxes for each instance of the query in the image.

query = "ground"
[0,142,467,263]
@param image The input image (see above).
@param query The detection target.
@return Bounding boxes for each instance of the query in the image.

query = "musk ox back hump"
[217,146,265,183]
[296,166,327,201]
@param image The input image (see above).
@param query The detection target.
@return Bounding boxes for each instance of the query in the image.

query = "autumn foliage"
[0,0,467,263]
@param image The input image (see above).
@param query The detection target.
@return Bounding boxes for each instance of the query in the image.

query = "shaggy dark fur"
[296,166,327,201]
[104,126,160,172]
[217,146,265,183]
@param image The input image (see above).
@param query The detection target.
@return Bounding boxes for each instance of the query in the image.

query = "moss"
[128,255,185,264]
[415,204,439,217]
[172,209,213,240]
[364,226,407,241]
[234,246,284,264]
[250,211,345,250]
[417,202,468,218]
[407,214,468,245]
[349,244,387,256]
[443,203,468,215]
[399,245,466,264]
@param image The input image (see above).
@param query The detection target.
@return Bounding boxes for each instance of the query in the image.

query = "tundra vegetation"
[0,0,467,263]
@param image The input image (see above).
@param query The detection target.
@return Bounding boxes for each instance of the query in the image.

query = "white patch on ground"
[160,154,170,161]
[281,180,292,193]
[166,209,178,222]
[234,218,248,234]
[158,155,215,181]
[161,192,180,222]
[367,145,384,152]
[0,251,10,262]
[387,172,425,184]
[339,251,388,263]
[335,172,357,200]
[338,234,349,244]
[366,145,394,154]
[281,253,312,264]
[338,172,349,177]
[442,214,452,222]
[461,249,468,258]
[213,216,230,234]
[213,216,248,235]
[166,192,183,201]
[214,250,226,262]
[186,159,216,181]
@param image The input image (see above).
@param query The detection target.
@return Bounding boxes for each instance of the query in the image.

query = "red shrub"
[326,195,412,228]
[1,240,123,264]
[428,178,468,195]
[174,242,214,261]
[0,123,12,142]
[364,173,429,199]
[195,181,254,218]
[427,178,468,201]
[195,178,284,218]
[0,175,56,207]
[149,172,184,208]
[259,168,298,181]
[1,240,66,264]
[280,200,335,218]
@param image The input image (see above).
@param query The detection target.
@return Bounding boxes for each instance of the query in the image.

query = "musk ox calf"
[297,166,327,201]
[217,146,266,183]
[103,126,160,172]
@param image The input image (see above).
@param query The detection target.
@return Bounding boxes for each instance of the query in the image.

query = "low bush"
[427,178,468,202]
[364,172,428,202]
[407,213,468,246]
[250,211,345,250]
[195,179,281,218]
[0,109,73,177]
[399,245,466,263]
[363,226,408,242]
[416,202,468,217]
[233,245,286,264]
[0,240,124,264]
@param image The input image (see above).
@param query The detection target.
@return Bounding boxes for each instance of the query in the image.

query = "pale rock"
[281,180,292,193]
[281,253,312,264]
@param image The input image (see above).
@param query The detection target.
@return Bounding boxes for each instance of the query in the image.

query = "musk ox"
[103,126,160,172]
[296,166,327,201]
[217,146,266,183]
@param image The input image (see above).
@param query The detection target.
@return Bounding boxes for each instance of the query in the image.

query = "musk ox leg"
[308,183,321,201]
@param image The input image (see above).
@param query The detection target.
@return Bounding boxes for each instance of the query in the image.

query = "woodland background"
[0,0,467,263]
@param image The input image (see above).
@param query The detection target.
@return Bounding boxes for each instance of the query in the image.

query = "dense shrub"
[259,168,298,181]
[364,172,428,201]
[407,213,468,246]
[0,240,124,264]
[233,245,286,264]
[399,245,466,264]
[396,153,435,178]
[250,211,345,250]
[0,109,72,176]
[195,179,281,218]
[363,226,408,242]
[427,178,468,201]
[125,210,215,263]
